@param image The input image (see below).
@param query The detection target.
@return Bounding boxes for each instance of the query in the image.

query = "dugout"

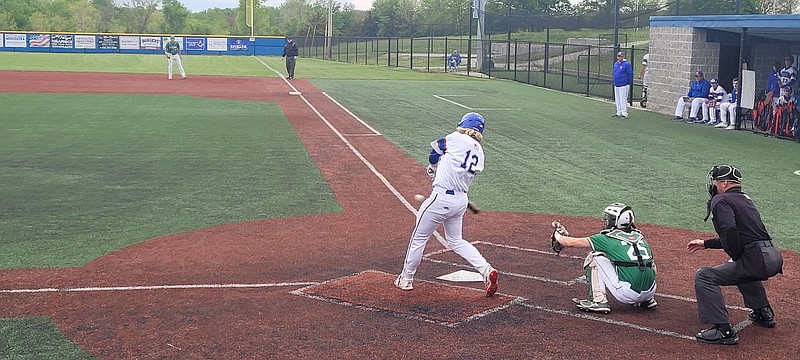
[648,15,800,117]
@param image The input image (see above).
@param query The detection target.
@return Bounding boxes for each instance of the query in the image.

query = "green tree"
[279,0,309,36]
[118,0,159,33]
[91,0,120,32]
[162,0,189,33]
[70,0,101,32]
[371,0,418,36]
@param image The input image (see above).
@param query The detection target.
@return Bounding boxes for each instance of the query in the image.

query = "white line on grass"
[432,95,472,109]
[0,282,320,294]
[252,57,449,250]
[252,56,301,94]
[322,92,381,135]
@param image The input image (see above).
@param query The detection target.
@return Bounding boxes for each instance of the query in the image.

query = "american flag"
[29,34,51,47]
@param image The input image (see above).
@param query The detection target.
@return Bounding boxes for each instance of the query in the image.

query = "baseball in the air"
[413,194,425,202]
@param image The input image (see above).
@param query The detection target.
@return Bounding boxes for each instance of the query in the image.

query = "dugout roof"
[651,14,800,42]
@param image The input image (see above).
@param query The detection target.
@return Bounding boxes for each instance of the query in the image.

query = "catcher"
[550,203,657,314]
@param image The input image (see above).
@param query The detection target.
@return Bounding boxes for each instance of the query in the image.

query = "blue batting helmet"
[458,112,485,133]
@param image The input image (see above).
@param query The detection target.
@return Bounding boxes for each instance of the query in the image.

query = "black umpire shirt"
[283,42,298,57]
[704,187,780,279]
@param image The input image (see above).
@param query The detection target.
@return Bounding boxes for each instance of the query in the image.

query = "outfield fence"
[295,35,649,104]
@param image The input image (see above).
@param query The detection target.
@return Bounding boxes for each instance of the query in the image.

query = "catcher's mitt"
[550,220,569,255]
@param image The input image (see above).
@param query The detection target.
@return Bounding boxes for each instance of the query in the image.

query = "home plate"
[437,270,483,282]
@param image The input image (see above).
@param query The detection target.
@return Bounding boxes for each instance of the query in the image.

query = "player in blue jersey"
[395,112,499,297]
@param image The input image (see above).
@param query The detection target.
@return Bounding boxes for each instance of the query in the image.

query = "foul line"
[252,57,448,249]
[322,92,381,135]
[252,56,301,94]
[0,282,319,294]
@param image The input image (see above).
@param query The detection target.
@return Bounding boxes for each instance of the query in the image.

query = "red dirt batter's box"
[293,270,522,327]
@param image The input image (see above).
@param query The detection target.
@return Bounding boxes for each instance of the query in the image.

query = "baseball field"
[0,52,798,358]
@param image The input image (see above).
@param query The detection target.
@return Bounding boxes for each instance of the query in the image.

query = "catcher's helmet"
[602,203,634,230]
[458,112,485,133]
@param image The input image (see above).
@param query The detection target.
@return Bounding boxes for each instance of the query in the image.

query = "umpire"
[687,165,783,345]
[281,36,299,80]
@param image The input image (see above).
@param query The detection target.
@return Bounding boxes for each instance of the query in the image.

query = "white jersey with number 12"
[431,131,484,193]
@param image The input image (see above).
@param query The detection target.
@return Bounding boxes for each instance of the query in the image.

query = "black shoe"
[749,306,776,328]
[671,116,684,121]
[696,326,739,345]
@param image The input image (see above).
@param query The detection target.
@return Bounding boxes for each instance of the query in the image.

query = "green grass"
[0,93,339,269]
[0,318,92,359]
[311,78,800,251]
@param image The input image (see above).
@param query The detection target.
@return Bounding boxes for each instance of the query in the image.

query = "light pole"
[326,0,333,59]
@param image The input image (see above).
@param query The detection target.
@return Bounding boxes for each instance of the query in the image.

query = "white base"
[436,270,483,282]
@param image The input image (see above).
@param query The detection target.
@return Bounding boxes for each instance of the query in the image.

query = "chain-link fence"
[296,36,649,103]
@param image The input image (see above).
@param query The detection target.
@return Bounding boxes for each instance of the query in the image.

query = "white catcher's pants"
[167,54,186,78]
[399,188,491,281]
[587,252,656,304]
[614,85,629,116]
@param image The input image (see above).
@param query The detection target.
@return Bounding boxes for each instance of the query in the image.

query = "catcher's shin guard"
[583,252,607,304]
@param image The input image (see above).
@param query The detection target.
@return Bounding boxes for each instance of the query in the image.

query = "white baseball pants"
[719,102,737,126]
[399,189,491,281]
[167,54,185,79]
[614,85,629,117]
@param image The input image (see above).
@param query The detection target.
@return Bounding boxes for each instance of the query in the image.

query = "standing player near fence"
[281,36,299,80]
[395,112,499,297]
[164,35,186,80]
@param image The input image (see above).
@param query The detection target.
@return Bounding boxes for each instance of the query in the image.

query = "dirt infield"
[1,71,798,359]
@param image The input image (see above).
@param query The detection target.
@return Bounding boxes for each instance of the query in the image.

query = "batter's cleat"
[748,306,776,328]
[484,268,499,297]
[393,275,413,291]
[696,326,739,345]
[572,298,611,314]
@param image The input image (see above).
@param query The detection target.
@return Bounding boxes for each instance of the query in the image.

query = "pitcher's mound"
[294,270,521,327]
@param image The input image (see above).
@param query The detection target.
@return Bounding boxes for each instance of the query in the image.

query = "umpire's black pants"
[286,57,296,78]
[694,244,782,324]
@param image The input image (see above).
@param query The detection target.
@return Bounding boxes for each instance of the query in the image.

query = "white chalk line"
[253,57,449,249]
[518,302,696,341]
[0,282,319,294]
[432,94,472,109]
[252,56,301,94]
[322,92,382,135]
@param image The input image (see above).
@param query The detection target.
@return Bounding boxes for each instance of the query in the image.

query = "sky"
[180,0,375,12]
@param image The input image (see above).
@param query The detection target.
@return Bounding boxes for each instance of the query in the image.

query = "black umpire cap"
[709,165,742,183]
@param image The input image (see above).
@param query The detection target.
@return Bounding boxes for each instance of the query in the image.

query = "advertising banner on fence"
[207,38,227,51]
[28,34,50,47]
[51,34,74,48]
[185,37,205,51]
[120,36,139,49]
[140,36,161,50]
[4,33,26,47]
[228,38,248,51]
[1,33,4,47]
[98,35,119,49]
[74,35,96,49]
